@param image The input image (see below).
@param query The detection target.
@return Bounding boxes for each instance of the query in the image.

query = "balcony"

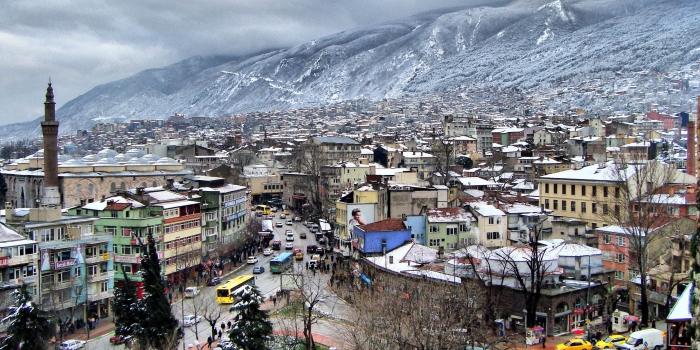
[0,253,38,267]
[85,252,112,265]
[88,271,114,282]
[0,278,30,290]
[88,289,114,301]
[46,280,76,291]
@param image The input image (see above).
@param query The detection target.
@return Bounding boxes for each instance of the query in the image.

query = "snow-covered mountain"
[3,0,700,140]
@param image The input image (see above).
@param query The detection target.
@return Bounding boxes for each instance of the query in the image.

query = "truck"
[261,219,274,234]
[615,329,665,350]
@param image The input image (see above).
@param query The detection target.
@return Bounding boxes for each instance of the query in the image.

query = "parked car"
[206,277,222,286]
[556,339,592,350]
[109,335,131,345]
[253,266,265,274]
[285,219,293,225]
[299,232,307,239]
[616,329,665,350]
[59,340,87,350]
[247,256,259,264]
[184,287,200,298]
[182,314,202,327]
[263,248,273,256]
[285,243,294,250]
[306,245,318,253]
[595,335,628,349]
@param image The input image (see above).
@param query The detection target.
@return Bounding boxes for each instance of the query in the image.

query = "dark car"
[110,335,131,345]
[253,266,265,274]
[306,244,318,254]
[299,232,307,239]
[316,247,325,255]
[318,237,327,245]
[206,277,221,286]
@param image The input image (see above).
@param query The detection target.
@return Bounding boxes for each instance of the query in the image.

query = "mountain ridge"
[2,0,699,141]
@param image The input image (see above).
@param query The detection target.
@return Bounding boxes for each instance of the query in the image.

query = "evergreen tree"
[0,173,7,206]
[134,232,180,350]
[0,284,54,350]
[112,265,141,339]
[228,285,273,350]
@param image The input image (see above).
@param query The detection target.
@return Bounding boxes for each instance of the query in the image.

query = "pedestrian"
[218,329,222,339]
[227,320,231,330]
[207,336,213,349]
[326,264,330,272]
[273,295,277,306]
[221,322,225,331]
[313,267,316,276]
[331,255,334,262]
[541,335,546,348]
[306,261,309,270]
[651,318,656,329]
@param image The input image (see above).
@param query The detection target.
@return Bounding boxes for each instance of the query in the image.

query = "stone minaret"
[40,82,60,207]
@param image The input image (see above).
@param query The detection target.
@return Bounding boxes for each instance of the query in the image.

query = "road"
[86,215,351,349]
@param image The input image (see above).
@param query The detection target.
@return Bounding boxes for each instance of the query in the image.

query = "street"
[86,216,351,349]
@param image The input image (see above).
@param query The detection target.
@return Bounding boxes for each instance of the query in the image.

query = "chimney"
[5,202,14,222]
[40,83,61,207]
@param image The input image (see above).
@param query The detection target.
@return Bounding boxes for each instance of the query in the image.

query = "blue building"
[404,214,426,245]
[352,218,412,255]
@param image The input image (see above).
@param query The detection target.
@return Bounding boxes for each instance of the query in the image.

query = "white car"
[285,243,294,250]
[247,256,259,264]
[182,314,202,327]
[280,213,286,219]
[285,219,293,225]
[263,248,273,256]
[184,287,200,298]
[275,222,283,227]
[59,340,86,350]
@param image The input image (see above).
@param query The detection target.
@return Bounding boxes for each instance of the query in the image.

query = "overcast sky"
[0,0,493,126]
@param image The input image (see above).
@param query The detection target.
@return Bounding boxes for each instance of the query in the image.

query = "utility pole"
[587,254,592,342]
[177,236,184,350]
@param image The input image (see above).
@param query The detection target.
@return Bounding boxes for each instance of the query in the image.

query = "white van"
[615,329,665,350]
[286,231,295,241]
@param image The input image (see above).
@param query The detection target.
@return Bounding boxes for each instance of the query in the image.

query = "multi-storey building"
[466,202,507,248]
[301,136,361,166]
[425,208,476,251]
[191,177,247,257]
[401,151,437,180]
[3,205,112,322]
[0,223,39,338]
[67,195,160,299]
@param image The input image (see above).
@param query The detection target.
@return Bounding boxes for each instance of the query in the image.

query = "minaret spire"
[40,82,60,207]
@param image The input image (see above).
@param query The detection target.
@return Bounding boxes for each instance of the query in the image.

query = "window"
[446,243,457,250]
[591,203,597,214]
[101,281,108,293]
[602,252,612,261]
[446,227,458,236]
[460,237,474,245]
[603,234,612,244]
[592,186,597,196]
[545,184,550,193]
[666,206,679,216]
[459,224,470,232]
[582,186,586,196]
[615,236,625,247]
[615,253,626,263]
[121,228,131,237]
[488,217,495,225]
[554,184,558,194]
[562,185,566,195]
[614,205,620,216]
[571,201,576,212]
[429,225,439,233]
[614,187,620,198]
[545,199,550,209]
[487,232,501,240]
[105,226,117,235]
[571,185,575,195]
[88,183,94,196]
[602,204,608,215]
[121,246,132,255]
[553,200,558,210]
[562,201,567,211]
[581,202,586,213]
[122,264,132,273]
[614,270,625,280]
[428,239,440,247]
[603,187,609,197]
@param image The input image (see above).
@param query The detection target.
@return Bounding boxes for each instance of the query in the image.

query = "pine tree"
[0,284,54,350]
[228,285,273,350]
[133,231,180,350]
[112,265,141,339]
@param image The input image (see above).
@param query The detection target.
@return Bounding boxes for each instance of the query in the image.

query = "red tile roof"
[104,203,131,211]
[359,218,406,232]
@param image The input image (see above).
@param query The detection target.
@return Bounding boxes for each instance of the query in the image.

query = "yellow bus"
[216,275,255,304]
[255,205,271,216]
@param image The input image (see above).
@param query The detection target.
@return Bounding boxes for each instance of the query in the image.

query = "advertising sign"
[345,203,375,228]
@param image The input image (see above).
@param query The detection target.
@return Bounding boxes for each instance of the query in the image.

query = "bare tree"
[293,142,325,214]
[594,158,690,326]
[493,216,554,328]
[345,268,512,350]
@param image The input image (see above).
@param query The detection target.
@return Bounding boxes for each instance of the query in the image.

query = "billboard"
[346,203,375,229]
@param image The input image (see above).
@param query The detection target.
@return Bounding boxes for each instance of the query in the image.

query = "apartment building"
[425,208,476,251]
[0,223,39,338]
[466,202,507,248]
[301,136,361,166]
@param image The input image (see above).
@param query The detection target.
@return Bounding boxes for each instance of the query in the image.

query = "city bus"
[255,205,271,216]
[215,274,255,304]
[269,252,293,274]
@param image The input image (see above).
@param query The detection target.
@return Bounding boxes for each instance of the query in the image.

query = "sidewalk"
[75,261,250,343]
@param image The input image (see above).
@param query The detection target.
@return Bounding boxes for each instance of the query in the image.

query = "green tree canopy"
[0,284,54,350]
[228,285,273,350]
